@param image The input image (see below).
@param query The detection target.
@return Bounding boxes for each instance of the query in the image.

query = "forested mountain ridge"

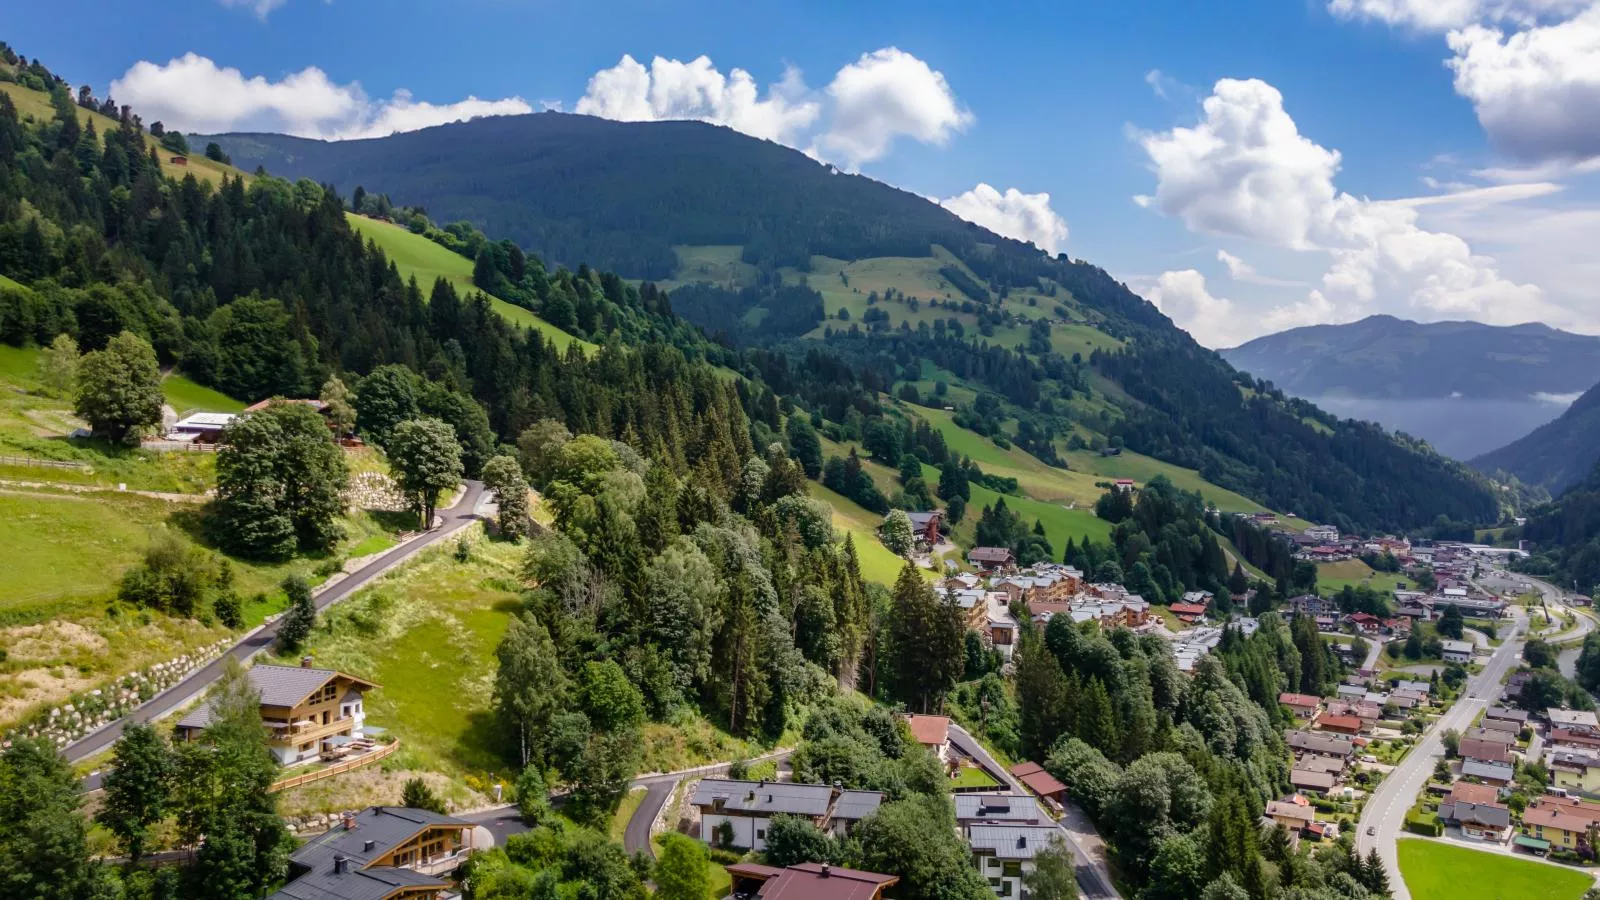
[1473,381,1600,495]
[1222,315,1600,401]
[206,114,1502,534]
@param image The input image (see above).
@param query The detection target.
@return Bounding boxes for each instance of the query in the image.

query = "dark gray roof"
[1486,706,1529,723]
[831,790,885,821]
[690,780,834,817]
[269,864,446,900]
[1438,800,1511,829]
[175,665,374,730]
[1285,730,1355,757]
[1462,760,1515,781]
[290,806,470,873]
[966,825,1063,860]
[954,793,1048,824]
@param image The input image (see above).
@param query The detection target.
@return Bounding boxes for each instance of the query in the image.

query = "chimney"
[333,856,349,875]
[301,655,314,668]
[342,814,355,831]
[819,865,831,877]
[363,840,376,853]
[1017,836,1028,849]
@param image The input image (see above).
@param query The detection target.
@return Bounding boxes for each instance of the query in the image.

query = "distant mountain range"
[1221,315,1600,459]
[1472,381,1600,495]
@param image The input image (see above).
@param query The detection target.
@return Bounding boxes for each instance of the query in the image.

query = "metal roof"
[176,665,376,730]
[691,780,834,817]
[965,825,1064,860]
[954,793,1048,824]
[830,790,885,821]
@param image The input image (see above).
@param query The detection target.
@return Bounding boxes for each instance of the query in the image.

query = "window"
[989,858,1001,869]
[756,829,765,840]
[1002,862,1022,878]
[999,881,1013,897]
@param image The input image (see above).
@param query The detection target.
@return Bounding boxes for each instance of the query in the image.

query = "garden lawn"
[346,214,593,353]
[1397,838,1591,900]
[951,766,999,789]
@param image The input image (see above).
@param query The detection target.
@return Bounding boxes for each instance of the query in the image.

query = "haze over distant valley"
[1222,315,1600,459]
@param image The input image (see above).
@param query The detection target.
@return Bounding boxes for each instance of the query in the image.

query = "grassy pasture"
[1396,838,1590,900]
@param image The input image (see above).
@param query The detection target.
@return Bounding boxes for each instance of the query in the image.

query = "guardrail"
[268,739,400,793]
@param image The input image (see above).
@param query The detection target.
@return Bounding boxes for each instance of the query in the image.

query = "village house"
[905,510,944,547]
[965,825,1068,899]
[1437,793,1512,842]
[1112,478,1136,493]
[1314,714,1366,736]
[1325,700,1381,727]
[268,806,474,900]
[1265,797,1318,833]
[954,793,1051,827]
[1463,727,1515,748]
[174,662,377,767]
[1485,706,1529,730]
[692,780,884,851]
[1305,524,1339,542]
[1279,693,1322,721]
[1549,709,1600,734]
[1462,759,1515,786]
[1289,766,1338,795]
[1550,749,1600,796]
[1459,738,1513,767]
[1550,729,1600,754]
[1441,640,1475,664]
[968,547,1015,571]
[906,714,951,761]
[1010,762,1068,807]
[1286,730,1356,760]
[725,862,898,900]
[1523,804,1594,853]
[1170,600,1210,624]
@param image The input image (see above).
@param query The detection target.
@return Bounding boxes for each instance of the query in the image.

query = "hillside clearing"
[1318,559,1412,595]
[346,214,593,353]
[807,481,911,585]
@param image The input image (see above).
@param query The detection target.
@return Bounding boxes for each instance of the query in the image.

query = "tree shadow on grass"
[454,709,516,775]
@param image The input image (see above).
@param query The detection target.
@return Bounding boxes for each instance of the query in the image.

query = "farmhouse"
[904,510,944,547]
[174,662,377,767]
[268,806,473,900]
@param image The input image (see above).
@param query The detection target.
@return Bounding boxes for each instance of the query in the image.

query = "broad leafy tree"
[73,330,162,444]
[482,454,533,540]
[214,400,349,560]
[96,723,174,863]
[388,417,463,528]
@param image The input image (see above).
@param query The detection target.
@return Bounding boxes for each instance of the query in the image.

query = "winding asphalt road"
[73,481,486,790]
[1356,569,1576,900]
[948,723,1120,899]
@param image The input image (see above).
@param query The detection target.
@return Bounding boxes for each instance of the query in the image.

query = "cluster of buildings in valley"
[936,560,1154,662]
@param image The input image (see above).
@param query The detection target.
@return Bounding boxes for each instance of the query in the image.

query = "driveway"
[75,481,486,789]
[948,723,1120,899]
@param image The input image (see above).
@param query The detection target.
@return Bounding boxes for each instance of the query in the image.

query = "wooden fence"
[267,739,400,793]
[0,454,93,471]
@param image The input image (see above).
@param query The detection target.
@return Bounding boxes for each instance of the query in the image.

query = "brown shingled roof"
[907,715,950,747]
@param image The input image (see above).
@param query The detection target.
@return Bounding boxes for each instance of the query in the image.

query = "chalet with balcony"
[268,806,473,900]
[174,661,377,767]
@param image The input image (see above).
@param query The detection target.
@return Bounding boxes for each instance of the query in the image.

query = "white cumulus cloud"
[111,53,530,140]
[1145,270,1245,348]
[573,48,970,169]
[814,48,973,167]
[1447,7,1600,166]
[1136,77,1548,327]
[574,54,820,145]
[940,184,1069,255]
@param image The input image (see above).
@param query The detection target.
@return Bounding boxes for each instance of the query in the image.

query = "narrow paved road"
[624,774,682,856]
[948,723,1120,899]
[1357,568,1569,899]
[74,482,485,788]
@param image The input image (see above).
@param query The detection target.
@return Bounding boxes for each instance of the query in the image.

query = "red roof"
[1279,693,1322,709]
[1011,762,1067,797]
[1449,782,1500,805]
[1170,602,1209,616]
[907,715,950,747]
[1348,613,1380,624]
[1316,715,1363,733]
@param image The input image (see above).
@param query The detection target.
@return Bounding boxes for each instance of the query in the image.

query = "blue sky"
[5,0,1599,346]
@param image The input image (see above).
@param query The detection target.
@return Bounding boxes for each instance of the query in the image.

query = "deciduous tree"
[97,723,174,863]
[388,417,463,528]
[73,330,162,444]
